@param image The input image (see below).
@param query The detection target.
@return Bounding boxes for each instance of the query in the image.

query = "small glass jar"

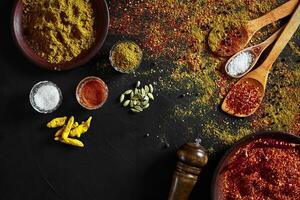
[76,76,108,110]
[109,40,143,73]
[29,81,62,114]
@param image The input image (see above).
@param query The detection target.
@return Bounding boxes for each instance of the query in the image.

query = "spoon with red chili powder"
[222,4,300,117]
[208,0,298,57]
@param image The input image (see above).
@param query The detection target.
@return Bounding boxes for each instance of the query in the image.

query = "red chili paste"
[219,138,300,200]
[79,78,108,108]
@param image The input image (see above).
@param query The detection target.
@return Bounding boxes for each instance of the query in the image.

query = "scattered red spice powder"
[225,81,262,115]
[215,27,249,57]
[290,115,300,134]
[218,138,300,200]
[79,78,108,109]
[216,74,234,97]
[109,0,300,139]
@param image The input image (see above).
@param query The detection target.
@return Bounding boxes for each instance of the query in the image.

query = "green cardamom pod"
[144,85,149,93]
[148,93,154,100]
[131,108,141,113]
[120,94,125,103]
[149,84,154,93]
[136,81,141,88]
[123,100,130,107]
[124,90,133,95]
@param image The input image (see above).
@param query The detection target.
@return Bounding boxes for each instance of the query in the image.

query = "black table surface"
[0,1,299,200]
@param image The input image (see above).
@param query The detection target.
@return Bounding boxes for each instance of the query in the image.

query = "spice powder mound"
[22,0,96,64]
[218,138,300,200]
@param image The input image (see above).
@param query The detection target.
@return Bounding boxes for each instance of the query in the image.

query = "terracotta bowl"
[11,0,109,71]
[211,131,300,200]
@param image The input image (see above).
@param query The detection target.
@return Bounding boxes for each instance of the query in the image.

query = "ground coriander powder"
[22,0,96,64]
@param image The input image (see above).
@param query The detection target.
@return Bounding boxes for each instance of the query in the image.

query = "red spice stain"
[109,1,189,60]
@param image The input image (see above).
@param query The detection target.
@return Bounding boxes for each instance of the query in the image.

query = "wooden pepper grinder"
[168,139,208,200]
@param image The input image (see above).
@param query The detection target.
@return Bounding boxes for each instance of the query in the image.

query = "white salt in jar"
[29,81,62,113]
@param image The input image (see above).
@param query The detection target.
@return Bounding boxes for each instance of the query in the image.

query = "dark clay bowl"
[12,0,109,71]
[211,131,300,200]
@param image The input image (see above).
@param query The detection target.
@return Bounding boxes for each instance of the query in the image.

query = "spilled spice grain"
[203,120,252,145]
[252,61,300,133]
[289,41,300,57]
[109,0,300,147]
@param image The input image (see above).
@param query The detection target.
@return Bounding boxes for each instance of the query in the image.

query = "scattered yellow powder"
[252,62,300,134]
[288,41,300,57]
[203,121,253,145]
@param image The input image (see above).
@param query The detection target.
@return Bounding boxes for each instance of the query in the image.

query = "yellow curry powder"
[111,42,142,72]
[22,0,96,64]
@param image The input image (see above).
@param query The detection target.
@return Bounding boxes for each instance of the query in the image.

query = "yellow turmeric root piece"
[47,116,67,128]
[58,137,84,148]
[54,122,79,137]
[61,116,74,140]
[69,116,92,138]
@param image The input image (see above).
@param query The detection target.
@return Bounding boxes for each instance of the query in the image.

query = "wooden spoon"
[208,0,299,57]
[225,26,284,78]
[222,4,300,117]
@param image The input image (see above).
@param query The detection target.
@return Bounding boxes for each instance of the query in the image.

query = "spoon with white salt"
[225,26,284,78]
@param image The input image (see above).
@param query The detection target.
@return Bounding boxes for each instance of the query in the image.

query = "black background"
[1,0,298,200]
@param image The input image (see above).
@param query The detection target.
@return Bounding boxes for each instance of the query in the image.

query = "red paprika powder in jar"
[76,76,108,110]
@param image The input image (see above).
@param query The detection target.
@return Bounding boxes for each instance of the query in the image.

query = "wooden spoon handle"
[261,4,300,71]
[260,26,284,49]
[248,0,298,33]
